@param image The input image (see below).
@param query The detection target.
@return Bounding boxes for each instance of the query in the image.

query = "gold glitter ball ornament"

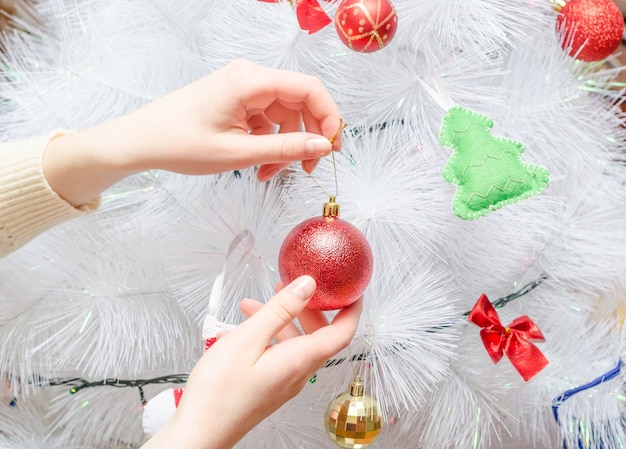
[324,376,382,448]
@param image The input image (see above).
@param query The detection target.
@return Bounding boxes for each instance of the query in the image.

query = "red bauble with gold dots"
[556,0,624,62]
[334,0,398,53]
[278,197,373,311]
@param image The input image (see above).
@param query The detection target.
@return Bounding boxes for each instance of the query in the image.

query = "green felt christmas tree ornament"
[439,106,550,220]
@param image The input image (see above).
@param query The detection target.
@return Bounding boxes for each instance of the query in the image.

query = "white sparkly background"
[0,0,625,448]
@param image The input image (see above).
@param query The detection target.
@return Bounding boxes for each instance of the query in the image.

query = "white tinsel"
[0,0,625,447]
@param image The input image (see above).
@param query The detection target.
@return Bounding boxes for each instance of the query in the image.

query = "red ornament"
[468,294,549,381]
[259,0,332,34]
[278,197,373,310]
[334,0,398,53]
[556,0,624,62]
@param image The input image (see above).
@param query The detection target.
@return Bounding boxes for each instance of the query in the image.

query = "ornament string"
[329,120,347,198]
[348,342,368,379]
[307,119,348,198]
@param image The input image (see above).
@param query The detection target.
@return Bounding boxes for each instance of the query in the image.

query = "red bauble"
[278,212,373,311]
[334,0,398,53]
[556,0,624,62]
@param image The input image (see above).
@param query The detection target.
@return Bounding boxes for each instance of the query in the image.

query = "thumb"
[238,276,316,345]
[234,132,332,166]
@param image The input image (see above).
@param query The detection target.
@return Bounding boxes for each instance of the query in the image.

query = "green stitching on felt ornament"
[439,106,550,220]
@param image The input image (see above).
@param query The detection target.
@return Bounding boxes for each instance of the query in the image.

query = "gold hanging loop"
[307,119,348,218]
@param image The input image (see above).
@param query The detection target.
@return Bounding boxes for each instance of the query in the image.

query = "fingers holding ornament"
[245,67,343,139]
[263,99,305,135]
[247,112,277,136]
[240,292,332,339]
[297,306,331,334]
[240,297,304,342]
[297,296,364,363]
[274,281,333,335]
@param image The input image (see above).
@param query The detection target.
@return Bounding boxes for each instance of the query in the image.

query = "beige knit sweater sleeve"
[0,132,101,257]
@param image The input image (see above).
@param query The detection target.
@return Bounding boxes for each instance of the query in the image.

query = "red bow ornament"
[258,0,333,34]
[468,294,549,381]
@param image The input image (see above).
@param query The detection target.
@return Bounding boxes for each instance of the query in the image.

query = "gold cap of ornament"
[313,120,347,220]
[324,375,382,449]
[323,196,340,218]
[348,376,364,397]
[550,0,567,11]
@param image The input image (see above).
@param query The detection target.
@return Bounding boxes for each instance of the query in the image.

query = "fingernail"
[289,275,316,301]
[306,138,332,157]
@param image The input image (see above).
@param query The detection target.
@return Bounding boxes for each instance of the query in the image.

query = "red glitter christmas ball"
[556,0,624,62]
[334,0,398,53]
[278,214,373,311]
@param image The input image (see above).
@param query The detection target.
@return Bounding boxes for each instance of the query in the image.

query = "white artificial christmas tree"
[1,0,625,448]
